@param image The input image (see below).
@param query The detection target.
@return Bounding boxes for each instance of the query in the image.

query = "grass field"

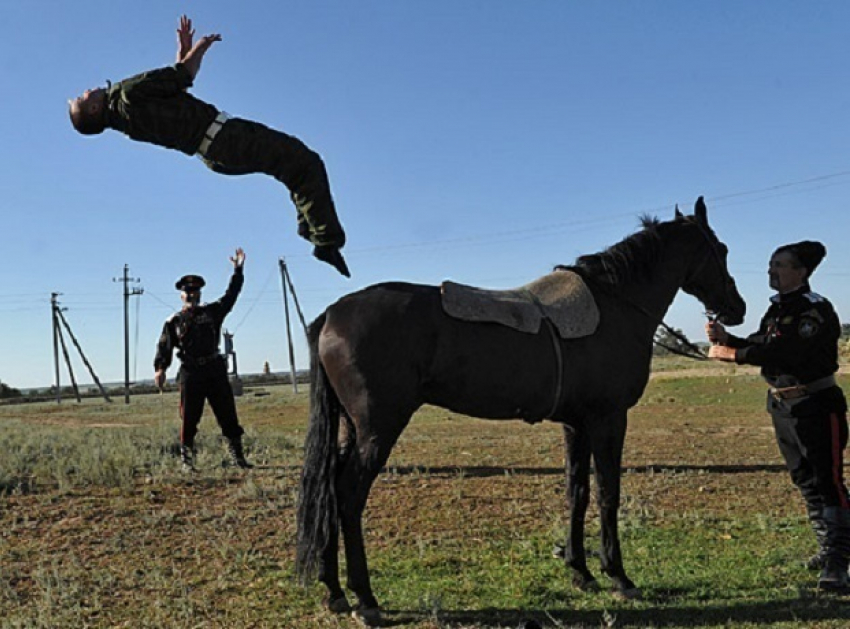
[1,360,850,628]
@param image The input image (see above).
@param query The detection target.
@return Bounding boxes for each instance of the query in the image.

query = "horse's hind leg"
[561,424,598,591]
[338,419,410,626]
[318,413,353,613]
[318,516,349,612]
[590,410,640,599]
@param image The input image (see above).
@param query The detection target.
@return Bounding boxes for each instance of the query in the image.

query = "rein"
[575,276,711,362]
[653,319,710,361]
[578,215,731,363]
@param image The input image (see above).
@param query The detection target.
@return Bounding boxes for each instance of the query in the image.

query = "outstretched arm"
[176,15,221,80]
[215,248,245,318]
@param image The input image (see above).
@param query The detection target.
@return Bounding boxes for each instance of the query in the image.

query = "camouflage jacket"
[105,63,218,156]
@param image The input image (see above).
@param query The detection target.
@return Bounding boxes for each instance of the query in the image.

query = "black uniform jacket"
[105,63,218,156]
[726,284,845,414]
[154,268,243,374]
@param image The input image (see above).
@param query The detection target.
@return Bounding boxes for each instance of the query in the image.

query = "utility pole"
[50,293,112,404]
[113,264,143,404]
[51,293,62,404]
[281,257,308,337]
[56,309,112,403]
[278,258,299,393]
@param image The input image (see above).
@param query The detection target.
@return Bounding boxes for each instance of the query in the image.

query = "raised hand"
[193,33,222,54]
[176,15,195,62]
[230,247,246,269]
[181,27,222,79]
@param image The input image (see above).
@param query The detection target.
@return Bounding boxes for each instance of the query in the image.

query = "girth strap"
[542,317,564,419]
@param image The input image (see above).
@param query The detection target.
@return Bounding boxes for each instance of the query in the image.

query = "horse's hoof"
[613,586,642,601]
[326,594,351,614]
[573,576,600,592]
[352,606,382,627]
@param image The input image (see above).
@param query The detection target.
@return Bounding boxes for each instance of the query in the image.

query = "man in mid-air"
[69,15,349,277]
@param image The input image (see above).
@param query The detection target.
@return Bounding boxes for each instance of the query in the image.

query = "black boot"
[313,245,351,278]
[817,506,850,592]
[226,436,253,469]
[806,504,829,571]
[180,445,196,473]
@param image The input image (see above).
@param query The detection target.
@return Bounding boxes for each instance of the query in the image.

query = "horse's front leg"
[559,424,598,590]
[590,410,641,599]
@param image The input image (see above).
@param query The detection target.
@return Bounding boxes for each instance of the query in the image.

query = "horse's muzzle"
[717,308,745,327]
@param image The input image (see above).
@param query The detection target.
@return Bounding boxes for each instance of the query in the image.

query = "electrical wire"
[231,263,277,333]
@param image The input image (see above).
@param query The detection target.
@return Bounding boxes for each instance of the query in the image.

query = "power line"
[278,168,850,259]
[231,263,278,333]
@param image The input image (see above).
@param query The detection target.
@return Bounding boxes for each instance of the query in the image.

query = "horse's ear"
[694,196,707,225]
[675,204,684,219]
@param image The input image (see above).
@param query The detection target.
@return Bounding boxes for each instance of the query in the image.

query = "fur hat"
[777,241,826,276]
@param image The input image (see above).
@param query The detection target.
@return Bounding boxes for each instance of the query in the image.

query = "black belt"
[767,374,836,400]
[182,353,222,367]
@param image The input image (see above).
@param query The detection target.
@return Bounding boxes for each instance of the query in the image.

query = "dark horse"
[296,198,745,625]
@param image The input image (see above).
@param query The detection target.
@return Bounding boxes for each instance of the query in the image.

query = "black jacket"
[728,284,840,385]
[154,268,243,373]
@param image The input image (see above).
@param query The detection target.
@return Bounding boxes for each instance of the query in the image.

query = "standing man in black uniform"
[68,15,349,277]
[707,241,849,592]
[154,247,252,471]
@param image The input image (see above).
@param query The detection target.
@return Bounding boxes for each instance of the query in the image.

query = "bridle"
[591,217,736,362]
[650,218,737,361]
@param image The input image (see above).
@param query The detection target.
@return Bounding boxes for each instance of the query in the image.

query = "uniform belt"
[769,375,836,400]
[183,353,223,367]
[197,112,230,158]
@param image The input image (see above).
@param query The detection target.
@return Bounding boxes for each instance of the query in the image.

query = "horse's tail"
[296,312,341,584]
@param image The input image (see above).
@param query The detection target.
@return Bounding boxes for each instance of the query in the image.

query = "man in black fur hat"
[707,240,850,592]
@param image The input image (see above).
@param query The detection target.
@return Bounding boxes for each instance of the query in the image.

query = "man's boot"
[226,436,253,469]
[817,506,850,592]
[180,445,196,473]
[313,245,351,278]
[806,504,829,571]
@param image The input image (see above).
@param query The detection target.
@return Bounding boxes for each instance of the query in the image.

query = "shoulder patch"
[798,318,820,338]
[801,308,825,323]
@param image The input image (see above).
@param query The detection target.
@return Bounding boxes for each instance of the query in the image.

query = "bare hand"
[176,15,195,62]
[705,320,728,344]
[708,345,736,362]
[154,369,166,389]
[230,247,246,269]
[193,33,222,54]
[179,20,222,79]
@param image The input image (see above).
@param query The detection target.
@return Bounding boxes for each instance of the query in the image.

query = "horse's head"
[675,197,746,326]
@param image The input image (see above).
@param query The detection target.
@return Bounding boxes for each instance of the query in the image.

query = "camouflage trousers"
[201,117,345,249]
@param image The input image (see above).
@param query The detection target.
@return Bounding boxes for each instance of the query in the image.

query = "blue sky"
[2,1,850,390]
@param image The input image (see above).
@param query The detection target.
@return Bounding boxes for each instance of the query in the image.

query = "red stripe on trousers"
[830,412,849,510]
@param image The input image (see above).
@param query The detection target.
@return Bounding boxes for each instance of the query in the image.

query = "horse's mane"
[558,215,664,285]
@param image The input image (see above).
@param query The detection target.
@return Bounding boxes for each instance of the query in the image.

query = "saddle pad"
[441,270,600,339]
